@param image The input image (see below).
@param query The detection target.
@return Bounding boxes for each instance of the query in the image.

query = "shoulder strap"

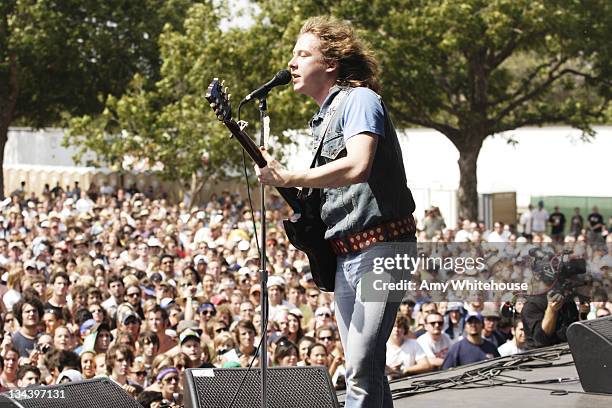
[309,88,350,169]
[298,89,350,200]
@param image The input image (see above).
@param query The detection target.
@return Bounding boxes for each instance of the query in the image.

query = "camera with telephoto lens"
[529,247,588,297]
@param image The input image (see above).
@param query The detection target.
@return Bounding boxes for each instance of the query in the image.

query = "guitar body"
[278,189,336,292]
[206,79,337,292]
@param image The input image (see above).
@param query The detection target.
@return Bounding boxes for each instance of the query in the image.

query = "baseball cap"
[177,320,199,334]
[446,302,464,313]
[267,275,285,289]
[160,298,176,309]
[150,272,163,282]
[315,306,332,318]
[465,311,483,323]
[481,307,501,319]
[238,267,251,277]
[79,319,96,336]
[147,237,163,248]
[179,328,200,345]
[122,311,141,325]
[194,254,207,265]
[24,260,38,270]
[237,240,250,251]
[197,302,216,314]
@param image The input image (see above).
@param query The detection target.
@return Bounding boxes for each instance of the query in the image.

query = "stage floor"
[336,344,611,408]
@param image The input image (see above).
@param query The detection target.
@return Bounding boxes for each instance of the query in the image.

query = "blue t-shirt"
[441,337,500,369]
[341,87,385,141]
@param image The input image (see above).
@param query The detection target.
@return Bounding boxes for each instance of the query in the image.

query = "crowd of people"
[0,182,609,407]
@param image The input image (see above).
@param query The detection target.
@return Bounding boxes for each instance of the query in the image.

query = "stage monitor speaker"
[184,366,339,408]
[567,315,612,394]
[0,378,142,408]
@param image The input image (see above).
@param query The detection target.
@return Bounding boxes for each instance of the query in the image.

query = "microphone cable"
[225,107,269,408]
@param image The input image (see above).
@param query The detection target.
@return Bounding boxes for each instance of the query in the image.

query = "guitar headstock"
[205,78,232,122]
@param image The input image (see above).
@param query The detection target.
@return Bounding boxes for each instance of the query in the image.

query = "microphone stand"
[257,97,268,408]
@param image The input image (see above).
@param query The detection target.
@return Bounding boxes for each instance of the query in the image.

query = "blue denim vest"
[310,86,416,240]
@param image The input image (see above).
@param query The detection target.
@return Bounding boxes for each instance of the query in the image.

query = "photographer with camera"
[522,247,587,349]
[521,291,579,349]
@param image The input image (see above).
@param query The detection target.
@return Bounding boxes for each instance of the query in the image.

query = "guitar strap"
[309,88,350,168]
[300,88,350,199]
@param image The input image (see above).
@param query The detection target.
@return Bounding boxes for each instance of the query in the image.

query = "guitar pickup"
[238,120,249,131]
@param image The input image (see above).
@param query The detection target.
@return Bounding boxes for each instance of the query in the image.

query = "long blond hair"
[299,16,381,93]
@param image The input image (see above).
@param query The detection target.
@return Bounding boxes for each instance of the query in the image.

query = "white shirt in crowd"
[498,340,526,357]
[519,211,532,234]
[386,339,427,370]
[531,208,549,233]
[416,332,455,360]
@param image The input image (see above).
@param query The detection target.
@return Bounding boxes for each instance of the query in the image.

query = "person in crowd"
[522,291,579,349]
[481,307,506,348]
[273,339,299,366]
[12,295,45,357]
[443,302,465,340]
[16,365,41,388]
[147,305,177,353]
[80,350,97,379]
[498,319,527,356]
[386,315,431,379]
[417,312,454,370]
[442,312,500,369]
[233,320,258,367]
[0,157,607,404]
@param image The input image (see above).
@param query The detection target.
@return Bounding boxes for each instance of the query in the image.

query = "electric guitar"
[205,79,336,291]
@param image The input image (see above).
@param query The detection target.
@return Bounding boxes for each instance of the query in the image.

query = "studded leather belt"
[329,216,417,256]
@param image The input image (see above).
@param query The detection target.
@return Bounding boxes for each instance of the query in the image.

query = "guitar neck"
[223,119,303,213]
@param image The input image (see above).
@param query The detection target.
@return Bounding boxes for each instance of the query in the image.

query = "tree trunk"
[0,54,20,200]
[187,171,210,207]
[457,144,482,222]
[0,127,7,200]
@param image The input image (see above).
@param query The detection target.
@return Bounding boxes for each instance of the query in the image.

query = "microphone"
[240,70,292,104]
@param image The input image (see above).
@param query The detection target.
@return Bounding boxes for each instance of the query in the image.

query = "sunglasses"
[318,336,334,341]
[316,313,331,318]
[427,321,444,326]
[163,376,179,383]
[200,310,215,316]
[215,327,228,333]
[134,371,147,376]
[127,293,140,297]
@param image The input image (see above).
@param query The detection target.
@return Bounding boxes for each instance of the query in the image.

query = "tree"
[250,0,612,220]
[67,2,295,203]
[0,0,193,198]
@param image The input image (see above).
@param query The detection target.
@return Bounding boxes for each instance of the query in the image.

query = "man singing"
[255,16,416,408]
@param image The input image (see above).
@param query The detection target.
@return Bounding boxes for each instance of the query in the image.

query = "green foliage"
[0,0,194,197]
[64,0,611,214]
[1,0,193,126]
[67,1,286,196]
[253,0,611,217]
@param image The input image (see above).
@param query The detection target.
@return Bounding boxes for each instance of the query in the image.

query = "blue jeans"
[334,242,413,408]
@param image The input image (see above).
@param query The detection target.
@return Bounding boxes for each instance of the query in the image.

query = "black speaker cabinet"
[0,378,142,408]
[184,366,339,408]
[567,315,612,394]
